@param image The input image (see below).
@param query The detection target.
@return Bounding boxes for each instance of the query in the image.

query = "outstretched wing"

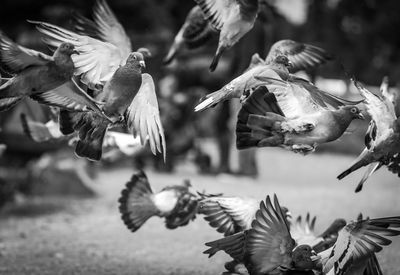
[291,213,321,247]
[193,0,233,30]
[323,216,400,274]
[265,39,332,73]
[246,195,295,274]
[199,196,259,236]
[125,73,166,160]
[352,79,397,146]
[75,0,131,59]
[0,32,52,74]
[29,20,124,87]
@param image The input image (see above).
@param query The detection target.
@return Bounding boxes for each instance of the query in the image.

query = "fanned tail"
[236,86,285,149]
[118,171,158,232]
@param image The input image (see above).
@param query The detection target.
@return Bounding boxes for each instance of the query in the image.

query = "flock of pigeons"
[0,0,399,274]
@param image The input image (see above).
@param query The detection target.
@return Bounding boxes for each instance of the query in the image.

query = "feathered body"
[119,171,199,232]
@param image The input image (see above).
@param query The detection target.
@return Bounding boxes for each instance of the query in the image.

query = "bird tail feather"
[118,171,158,232]
[204,232,246,259]
[354,162,382,193]
[163,30,183,65]
[337,148,373,182]
[194,86,232,112]
[364,253,383,275]
[74,113,108,161]
[236,86,285,149]
[209,45,226,72]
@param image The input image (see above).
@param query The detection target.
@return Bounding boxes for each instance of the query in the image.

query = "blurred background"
[0,0,399,274]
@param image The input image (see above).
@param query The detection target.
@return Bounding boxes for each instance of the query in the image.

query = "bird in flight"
[338,77,400,192]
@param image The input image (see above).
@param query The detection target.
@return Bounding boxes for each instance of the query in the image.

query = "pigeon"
[199,195,291,237]
[29,0,151,89]
[316,216,400,275]
[264,39,333,73]
[118,171,201,232]
[193,0,259,71]
[194,54,291,112]
[194,40,348,112]
[337,77,400,192]
[163,6,216,64]
[204,195,321,274]
[0,31,104,114]
[236,85,364,154]
[58,53,165,161]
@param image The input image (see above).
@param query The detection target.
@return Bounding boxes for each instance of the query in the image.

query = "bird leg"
[281,120,315,133]
[291,144,315,154]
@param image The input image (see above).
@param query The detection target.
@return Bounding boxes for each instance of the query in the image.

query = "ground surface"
[0,148,399,275]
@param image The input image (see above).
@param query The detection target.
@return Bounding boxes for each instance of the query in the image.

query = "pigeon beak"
[357,113,365,120]
[72,50,80,55]
[287,61,293,68]
[139,60,146,69]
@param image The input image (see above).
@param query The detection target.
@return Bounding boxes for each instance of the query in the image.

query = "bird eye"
[351,107,358,113]
[133,56,137,60]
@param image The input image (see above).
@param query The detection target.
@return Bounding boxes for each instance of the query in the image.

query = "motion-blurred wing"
[0,32,52,74]
[265,40,332,73]
[194,0,232,30]
[323,217,400,274]
[91,0,132,58]
[199,196,259,236]
[29,20,124,86]
[246,195,295,274]
[125,73,166,160]
[352,79,397,145]
[291,213,321,247]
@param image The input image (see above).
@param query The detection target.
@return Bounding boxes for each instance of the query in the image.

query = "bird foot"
[281,122,314,133]
[291,144,315,154]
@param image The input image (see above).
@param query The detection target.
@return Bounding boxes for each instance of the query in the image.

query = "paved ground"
[0,148,399,275]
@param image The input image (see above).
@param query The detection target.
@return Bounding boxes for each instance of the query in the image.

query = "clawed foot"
[291,144,315,154]
[281,122,314,133]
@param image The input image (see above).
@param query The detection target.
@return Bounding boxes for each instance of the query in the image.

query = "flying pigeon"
[236,85,364,154]
[29,0,151,89]
[204,195,321,274]
[194,40,346,112]
[317,216,400,275]
[0,31,104,114]
[264,39,333,73]
[163,6,216,64]
[57,53,165,161]
[118,171,201,232]
[193,0,259,71]
[337,77,400,192]
[195,54,291,112]
[205,195,398,275]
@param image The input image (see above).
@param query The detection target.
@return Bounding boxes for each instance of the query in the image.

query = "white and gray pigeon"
[337,77,400,192]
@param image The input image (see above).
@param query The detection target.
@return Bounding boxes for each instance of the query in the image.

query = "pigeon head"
[342,106,365,120]
[292,245,319,270]
[274,55,292,68]
[57,42,79,56]
[126,52,146,71]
